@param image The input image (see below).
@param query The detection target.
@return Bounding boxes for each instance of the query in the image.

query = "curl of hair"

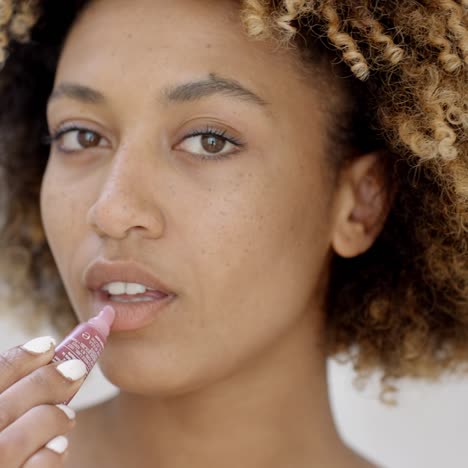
[0,0,467,403]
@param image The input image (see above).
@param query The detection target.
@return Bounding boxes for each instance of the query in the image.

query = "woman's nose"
[86,152,166,240]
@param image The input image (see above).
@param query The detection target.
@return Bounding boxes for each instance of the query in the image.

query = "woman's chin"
[97,355,217,398]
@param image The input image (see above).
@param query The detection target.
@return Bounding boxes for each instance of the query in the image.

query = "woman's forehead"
[53,0,327,117]
[59,0,281,76]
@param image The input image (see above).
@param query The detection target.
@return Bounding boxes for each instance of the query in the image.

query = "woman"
[0,0,466,466]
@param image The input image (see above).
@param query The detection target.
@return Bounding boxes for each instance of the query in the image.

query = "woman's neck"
[67,310,373,468]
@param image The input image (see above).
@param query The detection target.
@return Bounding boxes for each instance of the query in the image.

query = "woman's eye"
[52,128,108,152]
[176,132,240,159]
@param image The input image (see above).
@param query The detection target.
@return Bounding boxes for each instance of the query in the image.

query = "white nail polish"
[46,435,68,454]
[56,404,76,420]
[20,336,56,354]
[55,359,87,381]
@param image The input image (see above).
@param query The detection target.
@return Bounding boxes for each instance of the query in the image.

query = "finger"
[0,337,56,394]
[0,359,86,432]
[0,404,75,467]
[21,436,69,468]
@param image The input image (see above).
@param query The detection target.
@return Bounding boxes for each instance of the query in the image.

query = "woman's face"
[41,0,339,394]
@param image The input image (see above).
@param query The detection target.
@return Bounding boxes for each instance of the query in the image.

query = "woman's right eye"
[50,128,109,153]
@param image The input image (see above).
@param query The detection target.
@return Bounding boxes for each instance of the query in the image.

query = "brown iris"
[201,135,225,153]
[77,130,100,148]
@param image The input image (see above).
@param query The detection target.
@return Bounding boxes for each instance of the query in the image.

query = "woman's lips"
[91,290,176,332]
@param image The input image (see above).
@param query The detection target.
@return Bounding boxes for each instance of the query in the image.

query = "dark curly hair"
[0,0,467,404]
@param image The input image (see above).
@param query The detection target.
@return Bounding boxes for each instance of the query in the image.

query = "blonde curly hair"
[0,0,467,404]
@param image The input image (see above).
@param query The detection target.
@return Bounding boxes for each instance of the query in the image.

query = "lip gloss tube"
[52,305,115,404]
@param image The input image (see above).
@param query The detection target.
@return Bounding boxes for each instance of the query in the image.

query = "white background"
[2,314,468,468]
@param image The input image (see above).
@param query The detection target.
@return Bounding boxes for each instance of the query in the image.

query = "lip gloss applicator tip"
[88,305,116,338]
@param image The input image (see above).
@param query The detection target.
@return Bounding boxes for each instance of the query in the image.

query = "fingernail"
[55,359,87,381]
[45,435,68,454]
[20,336,56,355]
[56,404,76,420]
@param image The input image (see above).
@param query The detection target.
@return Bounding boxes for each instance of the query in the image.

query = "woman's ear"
[331,152,392,258]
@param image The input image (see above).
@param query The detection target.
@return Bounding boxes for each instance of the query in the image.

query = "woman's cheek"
[40,165,58,243]
[40,167,80,261]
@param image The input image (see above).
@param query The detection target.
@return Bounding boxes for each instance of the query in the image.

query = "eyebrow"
[48,73,270,110]
[162,73,269,107]
[48,83,105,104]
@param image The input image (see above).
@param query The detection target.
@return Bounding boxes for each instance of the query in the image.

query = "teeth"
[104,282,126,295]
[102,281,151,295]
[126,283,146,295]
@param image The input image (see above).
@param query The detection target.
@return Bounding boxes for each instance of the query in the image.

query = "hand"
[0,336,87,467]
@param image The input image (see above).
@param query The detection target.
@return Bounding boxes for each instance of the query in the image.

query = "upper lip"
[83,260,175,295]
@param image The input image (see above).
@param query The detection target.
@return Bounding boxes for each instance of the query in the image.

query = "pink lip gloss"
[52,305,115,404]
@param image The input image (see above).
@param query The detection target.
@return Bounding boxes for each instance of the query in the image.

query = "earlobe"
[331,153,391,259]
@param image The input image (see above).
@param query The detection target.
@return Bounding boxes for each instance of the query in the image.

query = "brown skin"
[40,0,385,466]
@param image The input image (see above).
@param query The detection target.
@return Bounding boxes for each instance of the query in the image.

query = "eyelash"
[43,124,245,161]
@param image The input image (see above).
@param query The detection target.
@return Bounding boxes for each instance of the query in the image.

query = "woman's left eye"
[175,130,243,160]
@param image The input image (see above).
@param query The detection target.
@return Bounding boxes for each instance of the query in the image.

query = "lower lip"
[91,291,176,332]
